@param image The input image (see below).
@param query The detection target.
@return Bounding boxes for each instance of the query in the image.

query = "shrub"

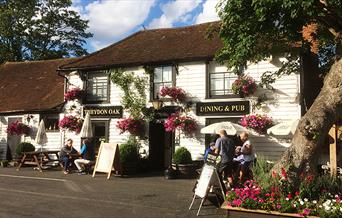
[172,147,192,165]
[15,142,35,157]
[119,138,140,164]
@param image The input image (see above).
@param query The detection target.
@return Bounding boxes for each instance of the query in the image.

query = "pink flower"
[64,88,85,101]
[301,208,311,216]
[232,199,242,207]
[160,86,186,102]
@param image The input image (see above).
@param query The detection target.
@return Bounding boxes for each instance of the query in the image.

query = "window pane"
[162,66,172,82]
[87,74,108,102]
[211,77,224,90]
[154,83,163,98]
[154,68,162,82]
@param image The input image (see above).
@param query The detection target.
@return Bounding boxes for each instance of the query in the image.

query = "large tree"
[0,0,92,63]
[216,0,342,175]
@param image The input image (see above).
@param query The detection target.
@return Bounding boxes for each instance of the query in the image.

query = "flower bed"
[116,117,145,137]
[164,113,197,136]
[58,115,83,133]
[159,86,186,103]
[6,121,31,136]
[224,168,342,218]
[239,114,273,134]
[64,87,85,101]
[232,75,257,97]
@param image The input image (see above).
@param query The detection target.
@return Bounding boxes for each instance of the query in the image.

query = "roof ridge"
[58,31,143,70]
[59,21,221,70]
[4,57,78,65]
[145,21,220,32]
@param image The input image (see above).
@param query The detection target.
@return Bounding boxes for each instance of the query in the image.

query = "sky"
[71,0,220,53]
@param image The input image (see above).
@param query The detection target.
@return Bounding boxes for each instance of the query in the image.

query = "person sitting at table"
[74,139,95,175]
[60,139,79,174]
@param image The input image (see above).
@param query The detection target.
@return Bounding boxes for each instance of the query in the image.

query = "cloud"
[73,0,156,50]
[195,0,220,24]
[148,0,203,29]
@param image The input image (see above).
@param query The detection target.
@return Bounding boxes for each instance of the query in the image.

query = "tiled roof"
[59,21,222,70]
[0,58,76,114]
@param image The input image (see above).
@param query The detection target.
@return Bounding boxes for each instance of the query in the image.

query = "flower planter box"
[221,201,319,218]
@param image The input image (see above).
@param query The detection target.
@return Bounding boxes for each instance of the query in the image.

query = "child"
[204,142,216,162]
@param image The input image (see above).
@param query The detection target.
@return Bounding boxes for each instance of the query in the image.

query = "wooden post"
[329,125,337,176]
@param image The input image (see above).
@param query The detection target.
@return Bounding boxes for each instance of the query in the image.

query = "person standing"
[215,130,235,190]
[60,139,79,174]
[74,139,95,175]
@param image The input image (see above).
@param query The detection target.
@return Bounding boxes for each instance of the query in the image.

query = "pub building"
[0,58,76,160]
[57,21,302,170]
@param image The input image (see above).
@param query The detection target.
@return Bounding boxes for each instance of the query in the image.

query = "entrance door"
[91,120,109,152]
[149,122,174,170]
[7,117,22,159]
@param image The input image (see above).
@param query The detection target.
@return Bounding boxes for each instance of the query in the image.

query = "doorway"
[91,120,109,152]
[7,117,22,159]
[149,121,174,170]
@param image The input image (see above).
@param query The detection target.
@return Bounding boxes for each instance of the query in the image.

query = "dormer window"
[86,72,110,103]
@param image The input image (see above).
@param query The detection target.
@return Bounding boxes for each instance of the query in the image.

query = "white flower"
[333,199,336,203]
[319,205,322,208]
[300,200,304,205]
[313,200,317,204]
[286,198,289,201]
[325,206,331,211]
[340,207,342,212]
[304,198,308,202]
[293,204,297,208]
[335,194,339,198]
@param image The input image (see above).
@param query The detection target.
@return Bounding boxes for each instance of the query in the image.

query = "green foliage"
[172,147,192,165]
[251,157,274,190]
[108,69,147,119]
[0,0,92,63]
[216,0,341,82]
[119,137,140,164]
[15,142,35,157]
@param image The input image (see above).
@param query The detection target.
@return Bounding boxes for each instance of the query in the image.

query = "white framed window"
[86,72,109,103]
[152,66,174,99]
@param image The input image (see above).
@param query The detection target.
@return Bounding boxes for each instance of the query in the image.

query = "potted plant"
[116,117,146,137]
[64,87,85,101]
[164,113,198,137]
[172,147,194,179]
[232,75,257,97]
[119,137,140,175]
[159,86,187,103]
[58,115,83,134]
[239,114,273,134]
[15,142,35,159]
[6,121,31,136]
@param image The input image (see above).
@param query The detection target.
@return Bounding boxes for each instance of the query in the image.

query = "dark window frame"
[150,66,176,101]
[85,72,111,104]
[40,114,60,132]
[206,67,239,99]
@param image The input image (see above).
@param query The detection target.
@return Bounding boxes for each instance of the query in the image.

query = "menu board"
[92,143,120,179]
[195,164,215,198]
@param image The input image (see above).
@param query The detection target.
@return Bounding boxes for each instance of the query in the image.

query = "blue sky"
[71,0,220,52]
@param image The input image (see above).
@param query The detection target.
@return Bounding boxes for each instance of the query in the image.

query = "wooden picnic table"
[16,150,61,172]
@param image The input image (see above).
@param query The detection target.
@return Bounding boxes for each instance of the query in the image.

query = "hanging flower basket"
[160,86,187,103]
[64,87,86,101]
[6,121,31,136]
[116,117,145,137]
[164,113,198,137]
[232,75,257,97]
[239,114,273,134]
[58,115,83,133]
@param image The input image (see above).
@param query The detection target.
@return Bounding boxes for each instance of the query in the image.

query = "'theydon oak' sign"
[196,101,250,116]
[83,106,123,118]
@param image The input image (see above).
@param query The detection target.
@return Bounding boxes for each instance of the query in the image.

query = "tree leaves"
[0,0,92,63]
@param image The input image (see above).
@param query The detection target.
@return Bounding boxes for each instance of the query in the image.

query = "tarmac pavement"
[0,167,226,218]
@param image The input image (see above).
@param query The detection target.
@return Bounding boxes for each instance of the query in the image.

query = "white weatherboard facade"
[0,114,62,159]
[62,57,301,163]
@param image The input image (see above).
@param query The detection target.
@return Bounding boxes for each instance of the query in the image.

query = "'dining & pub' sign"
[196,101,250,116]
[83,106,123,118]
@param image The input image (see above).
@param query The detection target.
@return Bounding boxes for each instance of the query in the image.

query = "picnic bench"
[16,150,61,172]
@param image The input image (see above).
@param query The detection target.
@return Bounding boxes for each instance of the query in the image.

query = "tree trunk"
[273,58,342,175]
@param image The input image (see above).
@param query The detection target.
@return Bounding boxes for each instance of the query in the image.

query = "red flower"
[116,117,145,136]
[64,88,85,101]
[287,193,293,199]
[59,116,83,133]
[232,75,257,97]
[295,191,300,196]
[164,113,197,136]
[239,114,273,134]
[281,168,287,179]
[6,121,31,136]
[159,86,186,102]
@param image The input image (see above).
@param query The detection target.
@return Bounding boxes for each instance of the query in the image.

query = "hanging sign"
[83,106,123,118]
[196,101,250,116]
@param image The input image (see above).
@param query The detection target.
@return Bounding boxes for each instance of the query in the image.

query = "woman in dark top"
[60,139,79,174]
